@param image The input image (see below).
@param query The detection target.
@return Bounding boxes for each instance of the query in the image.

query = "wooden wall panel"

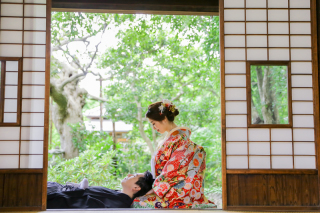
[227,174,319,206]
[52,0,219,14]
[0,174,3,207]
[1,173,42,208]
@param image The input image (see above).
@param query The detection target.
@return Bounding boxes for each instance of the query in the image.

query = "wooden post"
[99,77,103,132]
[112,121,117,175]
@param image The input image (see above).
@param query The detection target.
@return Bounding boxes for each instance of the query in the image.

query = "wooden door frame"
[43,0,320,211]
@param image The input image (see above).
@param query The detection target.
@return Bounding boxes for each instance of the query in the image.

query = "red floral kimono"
[133,127,216,209]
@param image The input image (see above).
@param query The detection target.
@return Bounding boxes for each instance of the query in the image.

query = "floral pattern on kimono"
[133,127,216,209]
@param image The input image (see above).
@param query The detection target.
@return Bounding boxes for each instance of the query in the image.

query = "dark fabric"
[47,183,133,209]
[47,181,79,194]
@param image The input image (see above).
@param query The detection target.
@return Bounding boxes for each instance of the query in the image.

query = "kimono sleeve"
[152,136,192,198]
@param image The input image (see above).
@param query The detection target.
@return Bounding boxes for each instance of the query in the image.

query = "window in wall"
[0,58,22,125]
[247,62,292,127]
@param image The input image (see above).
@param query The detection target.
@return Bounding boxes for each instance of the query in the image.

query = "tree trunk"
[50,63,87,159]
[255,66,278,124]
[136,102,155,153]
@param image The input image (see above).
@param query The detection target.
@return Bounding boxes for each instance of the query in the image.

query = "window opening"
[48,12,221,209]
[248,62,291,128]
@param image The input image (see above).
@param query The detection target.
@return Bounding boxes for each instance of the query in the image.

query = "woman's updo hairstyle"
[146,101,179,122]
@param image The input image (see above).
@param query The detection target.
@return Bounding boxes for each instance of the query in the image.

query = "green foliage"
[49,13,222,195]
[47,149,121,189]
[251,65,288,124]
[69,122,113,153]
[116,141,151,176]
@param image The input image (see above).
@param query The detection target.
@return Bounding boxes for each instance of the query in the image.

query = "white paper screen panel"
[272,156,293,169]
[269,49,289,60]
[248,128,270,141]
[4,113,17,123]
[25,0,47,3]
[22,99,45,112]
[21,141,44,154]
[1,0,23,3]
[247,48,267,60]
[246,0,266,8]
[6,72,18,85]
[292,102,313,114]
[225,36,245,47]
[226,128,247,141]
[246,22,267,34]
[224,10,245,21]
[268,0,288,8]
[0,45,22,57]
[20,155,43,168]
[268,36,289,47]
[0,155,19,168]
[0,18,23,30]
[0,141,19,154]
[249,142,270,155]
[227,156,248,169]
[249,156,270,169]
[4,99,17,113]
[291,62,312,74]
[0,1,47,169]
[24,18,46,31]
[225,49,246,60]
[246,10,266,21]
[225,22,245,34]
[226,115,247,127]
[23,72,46,85]
[225,88,246,100]
[268,10,288,21]
[292,88,313,101]
[294,156,315,169]
[226,142,247,155]
[223,0,316,170]
[225,75,246,87]
[290,23,311,34]
[247,36,267,47]
[226,102,247,114]
[225,62,246,74]
[1,4,23,17]
[291,36,311,47]
[224,0,244,8]
[6,61,19,71]
[290,0,310,8]
[0,31,23,43]
[290,10,310,21]
[271,142,292,155]
[268,23,289,34]
[291,75,312,87]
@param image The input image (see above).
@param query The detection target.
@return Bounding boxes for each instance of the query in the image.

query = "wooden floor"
[9,210,318,213]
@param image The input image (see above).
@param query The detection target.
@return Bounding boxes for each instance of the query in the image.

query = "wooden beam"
[51,0,219,15]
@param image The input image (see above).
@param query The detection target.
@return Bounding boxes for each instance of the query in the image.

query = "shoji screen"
[221,0,320,210]
[0,0,49,211]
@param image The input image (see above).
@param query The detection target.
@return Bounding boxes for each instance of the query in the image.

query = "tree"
[251,65,288,125]
[50,12,112,159]
[98,15,220,153]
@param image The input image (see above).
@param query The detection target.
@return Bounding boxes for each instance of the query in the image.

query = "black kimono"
[47,182,133,209]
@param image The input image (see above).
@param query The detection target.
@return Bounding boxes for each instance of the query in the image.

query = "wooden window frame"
[246,61,292,128]
[0,57,22,126]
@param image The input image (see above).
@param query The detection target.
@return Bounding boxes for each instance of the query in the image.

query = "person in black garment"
[47,171,154,209]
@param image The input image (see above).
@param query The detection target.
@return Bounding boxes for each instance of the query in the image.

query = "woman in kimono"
[133,100,215,209]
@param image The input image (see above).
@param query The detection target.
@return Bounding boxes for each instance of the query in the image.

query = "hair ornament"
[159,99,176,114]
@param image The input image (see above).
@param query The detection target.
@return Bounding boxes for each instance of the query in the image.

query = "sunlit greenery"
[251,65,288,124]
[48,13,222,200]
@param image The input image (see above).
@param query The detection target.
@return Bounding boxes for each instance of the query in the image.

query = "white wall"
[223,0,316,169]
[0,0,47,169]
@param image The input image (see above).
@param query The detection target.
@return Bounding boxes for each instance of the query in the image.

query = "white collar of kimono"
[164,126,191,141]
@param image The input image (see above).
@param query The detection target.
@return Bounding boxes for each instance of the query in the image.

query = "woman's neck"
[166,123,178,132]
